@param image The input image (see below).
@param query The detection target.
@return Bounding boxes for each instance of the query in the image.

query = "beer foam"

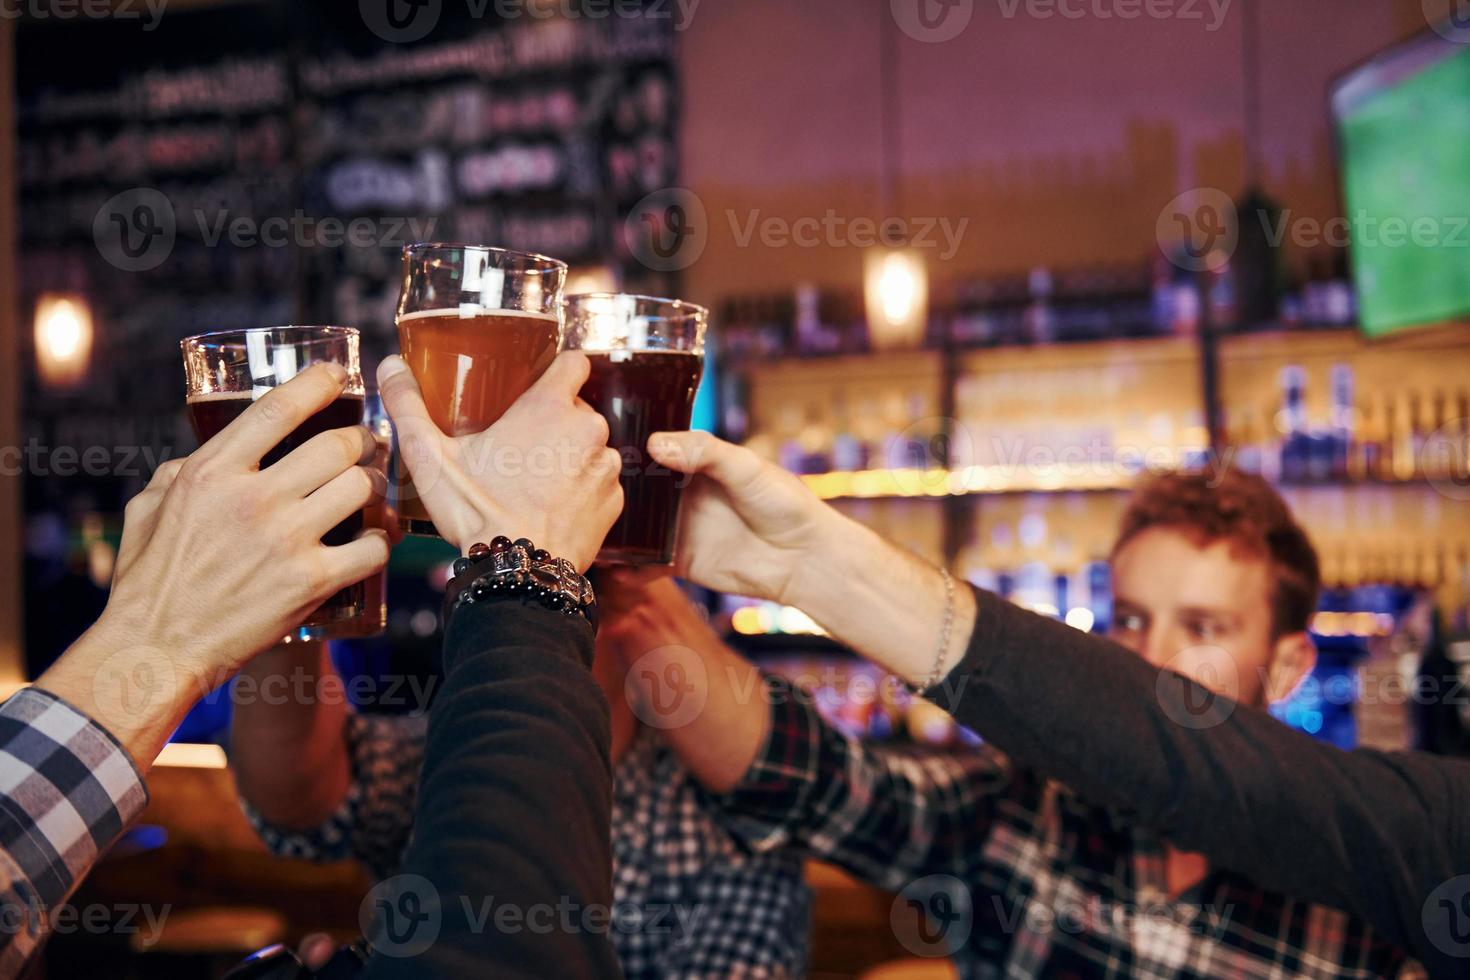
[186,389,365,403]
[583,347,702,361]
[397,307,559,324]
[185,390,256,403]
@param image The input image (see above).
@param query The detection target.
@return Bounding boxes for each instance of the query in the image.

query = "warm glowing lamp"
[34,294,94,388]
[863,249,928,350]
[565,265,619,296]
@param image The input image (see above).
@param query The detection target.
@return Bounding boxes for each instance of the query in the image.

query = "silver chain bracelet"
[915,567,955,696]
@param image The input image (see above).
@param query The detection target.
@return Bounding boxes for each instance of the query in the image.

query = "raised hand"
[37,362,390,771]
[645,429,975,690]
[645,430,843,605]
[379,351,622,570]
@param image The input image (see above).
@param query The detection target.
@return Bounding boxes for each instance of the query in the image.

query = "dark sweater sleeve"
[927,586,1470,978]
[362,598,621,980]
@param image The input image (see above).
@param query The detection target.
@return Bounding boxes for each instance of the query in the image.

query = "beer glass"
[563,293,708,565]
[329,391,392,640]
[180,326,369,640]
[395,244,568,537]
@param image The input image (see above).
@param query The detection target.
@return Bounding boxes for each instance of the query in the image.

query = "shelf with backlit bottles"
[731,323,1470,502]
[720,319,1470,637]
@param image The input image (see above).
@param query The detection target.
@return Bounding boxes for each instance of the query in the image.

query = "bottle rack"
[731,322,1470,601]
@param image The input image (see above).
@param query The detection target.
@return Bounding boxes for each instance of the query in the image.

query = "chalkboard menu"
[17,0,680,512]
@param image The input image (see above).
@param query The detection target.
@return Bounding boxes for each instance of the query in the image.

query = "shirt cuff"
[705,675,829,853]
[0,688,150,912]
[926,584,1006,718]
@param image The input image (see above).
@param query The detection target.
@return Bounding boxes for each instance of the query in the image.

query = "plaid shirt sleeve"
[241,711,424,881]
[0,688,149,975]
[707,675,1019,893]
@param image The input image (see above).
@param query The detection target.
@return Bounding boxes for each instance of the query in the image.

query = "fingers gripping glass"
[393,243,568,538]
[180,326,375,641]
[562,293,708,566]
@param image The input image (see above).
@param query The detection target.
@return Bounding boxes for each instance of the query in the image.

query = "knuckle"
[122,492,150,518]
[334,426,367,463]
[350,465,377,503]
[178,455,219,488]
[363,530,392,568]
[151,458,185,486]
[297,554,333,599]
[585,410,611,446]
[255,388,290,425]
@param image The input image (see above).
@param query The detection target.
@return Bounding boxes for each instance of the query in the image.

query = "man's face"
[1108,526,1278,707]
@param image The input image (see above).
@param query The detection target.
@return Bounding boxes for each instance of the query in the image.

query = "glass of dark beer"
[395,244,568,537]
[564,293,708,565]
[180,326,370,641]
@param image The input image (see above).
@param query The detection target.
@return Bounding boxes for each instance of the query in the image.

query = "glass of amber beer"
[180,326,371,641]
[563,293,708,565]
[394,244,567,537]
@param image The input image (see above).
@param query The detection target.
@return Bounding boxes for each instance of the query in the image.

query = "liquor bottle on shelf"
[1150,256,1177,336]
[1278,268,1304,328]
[852,396,884,471]
[1259,404,1284,483]
[1326,250,1357,326]
[1119,261,1159,338]
[1392,392,1417,482]
[1329,362,1355,482]
[1025,267,1057,345]
[1085,559,1113,634]
[878,391,907,470]
[1207,256,1238,331]
[796,406,833,475]
[1409,392,1429,481]
[830,391,866,473]
[776,403,804,474]
[1181,410,1211,470]
[1230,408,1264,475]
[792,283,823,356]
[953,278,998,348]
[1279,365,1310,483]
[1302,258,1329,327]
[1457,390,1470,484]
[1419,390,1444,483]
[1169,261,1201,336]
[720,367,750,445]
[1353,394,1382,483]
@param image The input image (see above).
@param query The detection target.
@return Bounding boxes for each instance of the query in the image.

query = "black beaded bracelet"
[442,536,598,630]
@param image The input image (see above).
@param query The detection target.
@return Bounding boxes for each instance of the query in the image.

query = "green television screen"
[1331,27,1470,338]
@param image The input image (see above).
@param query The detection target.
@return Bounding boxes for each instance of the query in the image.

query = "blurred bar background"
[3,0,1470,976]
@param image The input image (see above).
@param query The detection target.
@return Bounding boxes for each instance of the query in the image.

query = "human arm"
[0,689,150,976]
[359,599,621,980]
[229,642,352,834]
[0,364,388,974]
[359,348,624,977]
[36,362,389,773]
[232,641,426,882]
[232,412,402,837]
[926,588,1470,977]
[650,431,1470,975]
[644,431,975,690]
[603,573,1014,890]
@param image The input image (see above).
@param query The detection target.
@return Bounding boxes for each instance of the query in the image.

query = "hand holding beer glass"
[564,293,708,566]
[181,326,387,641]
[394,244,567,538]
